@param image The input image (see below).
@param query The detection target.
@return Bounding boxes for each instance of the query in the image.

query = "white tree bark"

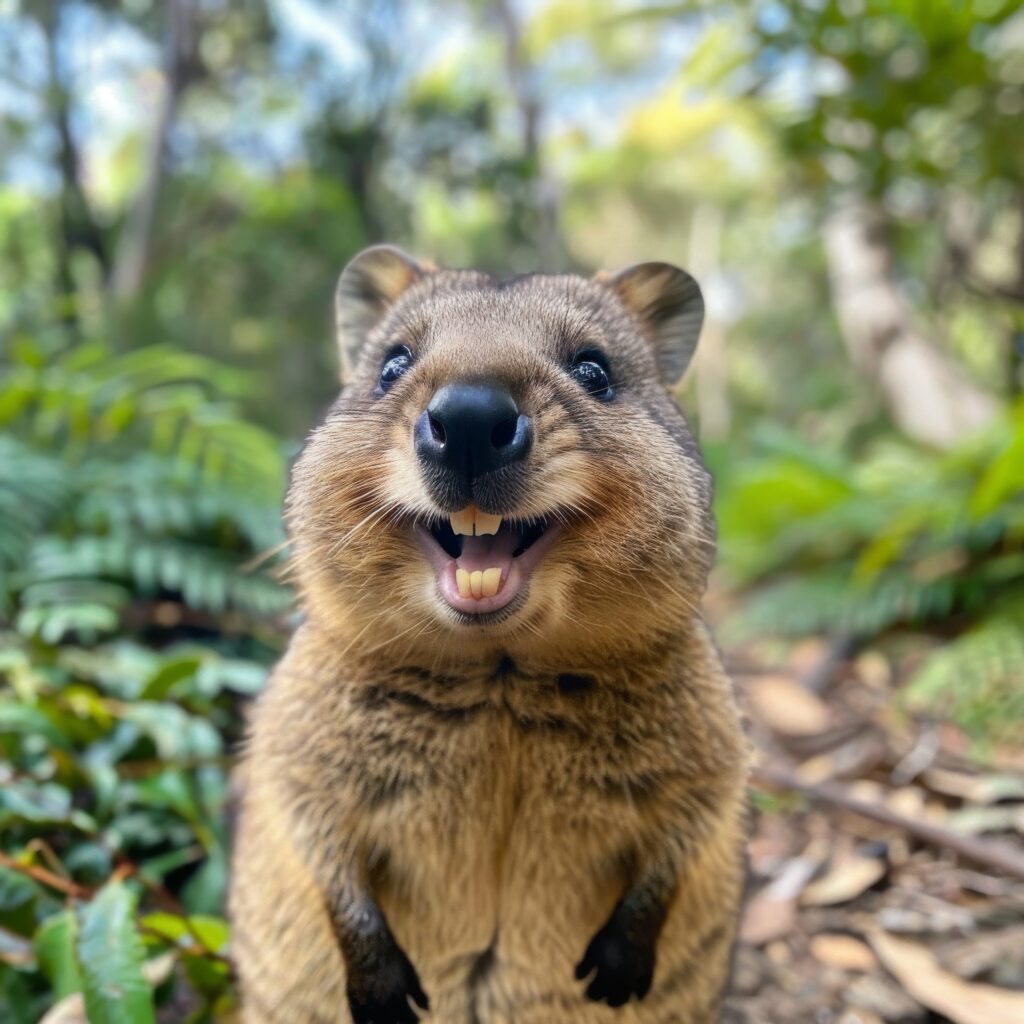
[824,198,998,448]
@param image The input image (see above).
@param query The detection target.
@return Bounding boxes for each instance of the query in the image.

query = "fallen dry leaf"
[843,971,924,1020]
[923,768,1024,804]
[788,637,831,674]
[845,779,886,804]
[797,732,888,784]
[938,926,1024,981]
[810,933,877,972]
[38,995,86,1024]
[945,804,1024,836]
[741,844,827,944]
[853,651,891,689]
[740,893,796,946]
[837,1010,884,1024]
[746,675,831,737]
[802,855,887,906]
[885,786,927,818]
[869,929,1024,1024]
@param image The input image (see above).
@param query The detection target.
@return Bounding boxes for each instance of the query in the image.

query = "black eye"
[569,353,613,400]
[378,346,413,392]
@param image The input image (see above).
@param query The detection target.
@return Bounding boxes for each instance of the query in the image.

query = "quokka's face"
[289,247,714,658]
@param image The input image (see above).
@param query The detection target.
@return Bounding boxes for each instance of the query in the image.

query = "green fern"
[719,404,1024,740]
[0,339,291,644]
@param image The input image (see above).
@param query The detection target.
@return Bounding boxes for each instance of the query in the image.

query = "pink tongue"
[457,531,518,574]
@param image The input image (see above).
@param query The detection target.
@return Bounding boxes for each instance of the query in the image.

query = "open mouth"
[412,505,562,617]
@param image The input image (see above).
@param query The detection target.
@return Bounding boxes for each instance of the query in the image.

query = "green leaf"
[0,962,39,1024]
[35,911,82,998]
[181,848,228,916]
[182,948,231,997]
[75,882,156,1024]
[0,700,70,749]
[0,866,39,936]
[140,912,229,954]
[195,658,266,696]
[140,657,201,701]
[0,867,39,911]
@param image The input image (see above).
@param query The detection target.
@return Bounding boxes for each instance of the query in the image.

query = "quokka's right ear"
[335,245,430,381]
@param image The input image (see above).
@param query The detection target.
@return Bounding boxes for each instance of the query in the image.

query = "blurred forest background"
[1,1,1023,1022]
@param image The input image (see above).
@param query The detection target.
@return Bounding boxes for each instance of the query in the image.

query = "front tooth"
[456,569,472,599]
[481,568,501,597]
[450,507,475,536]
[469,570,484,599]
[474,511,503,536]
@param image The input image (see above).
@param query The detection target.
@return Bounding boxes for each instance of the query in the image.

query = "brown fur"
[229,250,750,1023]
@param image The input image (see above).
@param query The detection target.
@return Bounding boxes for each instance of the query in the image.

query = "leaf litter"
[724,629,1024,1024]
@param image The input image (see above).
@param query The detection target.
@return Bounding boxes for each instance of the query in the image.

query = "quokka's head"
[289,245,714,661]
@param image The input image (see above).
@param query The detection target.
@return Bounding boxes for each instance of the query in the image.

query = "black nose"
[415,383,532,483]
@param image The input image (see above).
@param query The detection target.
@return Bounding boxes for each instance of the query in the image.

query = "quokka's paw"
[575,917,655,1008]
[346,943,429,1024]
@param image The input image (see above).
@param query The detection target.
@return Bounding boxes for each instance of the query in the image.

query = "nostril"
[428,412,446,445]
[491,416,517,449]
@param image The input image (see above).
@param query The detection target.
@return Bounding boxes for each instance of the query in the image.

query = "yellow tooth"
[456,569,472,599]
[450,507,475,536]
[474,511,503,536]
[470,570,484,599]
[481,568,501,598]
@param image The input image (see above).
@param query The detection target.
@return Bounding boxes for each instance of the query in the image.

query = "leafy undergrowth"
[0,337,289,1021]
[714,404,1024,746]
[0,634,278,1022]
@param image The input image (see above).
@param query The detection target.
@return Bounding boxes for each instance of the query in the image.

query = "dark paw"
[346,944,428,1024]
[575,918,655,1008]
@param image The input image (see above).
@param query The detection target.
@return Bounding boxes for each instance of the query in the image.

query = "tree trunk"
[109,0,200,303]
[493,0,564,269]
[43,0,108,328]
[824,198,998,448]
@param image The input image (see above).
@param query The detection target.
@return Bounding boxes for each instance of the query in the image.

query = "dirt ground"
[719,628,1024,1024]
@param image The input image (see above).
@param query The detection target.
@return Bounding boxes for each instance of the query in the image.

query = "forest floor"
[716,610,1024,1024]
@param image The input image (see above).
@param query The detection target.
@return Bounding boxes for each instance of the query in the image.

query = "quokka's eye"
[378,346,414,392]
[569,352,613,400]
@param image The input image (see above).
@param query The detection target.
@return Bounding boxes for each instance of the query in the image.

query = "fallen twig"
[754,763,1024,881]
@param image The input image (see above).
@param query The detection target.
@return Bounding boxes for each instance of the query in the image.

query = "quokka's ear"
[599,262,704,386]
[335,245,430,381]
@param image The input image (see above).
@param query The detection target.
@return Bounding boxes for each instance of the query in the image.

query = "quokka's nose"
[415,382,533,483]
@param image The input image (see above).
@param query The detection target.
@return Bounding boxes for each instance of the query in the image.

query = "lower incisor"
[482,568,501,597]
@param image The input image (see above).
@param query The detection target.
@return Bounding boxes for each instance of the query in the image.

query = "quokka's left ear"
[335,245,432,382]
[598,262,704,386]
